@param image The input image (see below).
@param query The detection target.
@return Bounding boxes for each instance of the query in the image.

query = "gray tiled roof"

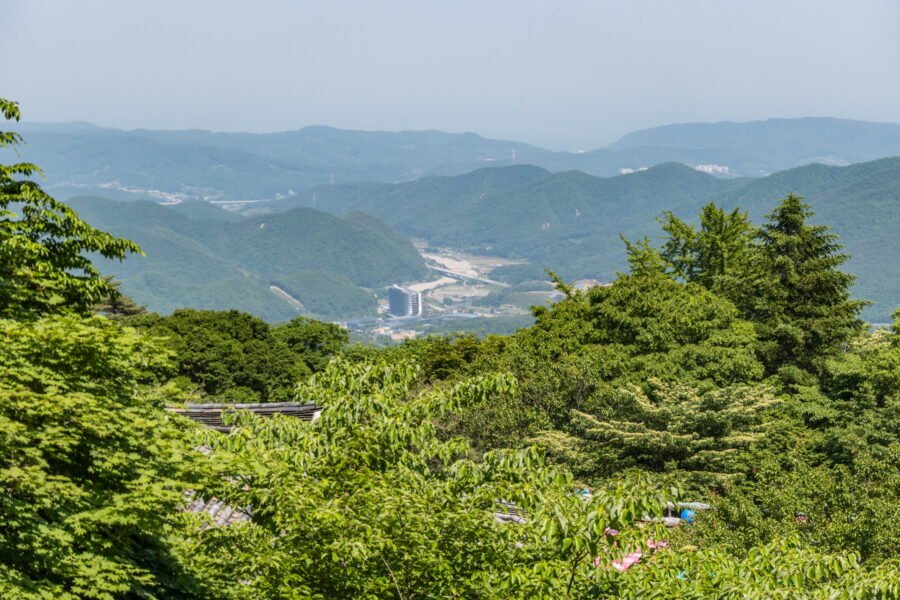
[168,402,321,432]
[184,491,252,527]
[172,402,320,526]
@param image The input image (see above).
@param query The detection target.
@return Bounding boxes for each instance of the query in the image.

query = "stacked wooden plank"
[168,402,321,433]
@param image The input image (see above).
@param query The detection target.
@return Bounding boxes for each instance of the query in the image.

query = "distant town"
[345,242,608,343]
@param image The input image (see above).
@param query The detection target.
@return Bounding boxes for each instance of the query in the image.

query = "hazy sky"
[3,0,899,149]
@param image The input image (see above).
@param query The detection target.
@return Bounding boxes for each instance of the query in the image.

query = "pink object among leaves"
[611,549,643,571]
[596,536,667,571]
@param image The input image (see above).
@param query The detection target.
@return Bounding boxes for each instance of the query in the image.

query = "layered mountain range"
[16,117,900,322]
[18,117,900,202]
[266,157,900,321]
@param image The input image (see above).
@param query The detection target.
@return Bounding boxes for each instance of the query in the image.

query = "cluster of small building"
[693,163,731,175]
[372,326,418,341]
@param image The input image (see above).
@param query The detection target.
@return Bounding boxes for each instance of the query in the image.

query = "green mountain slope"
[282,164,552,234]
[67,197,427,321]
[285,159,900,321]
[289,163,732,268]
[713,158,900,322]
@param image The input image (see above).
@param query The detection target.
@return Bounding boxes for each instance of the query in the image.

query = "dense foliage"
[380,196,900,575]
[660,196,867,373]
[0,316,213,598]
[130,310,348,402]
[3,100,900,597]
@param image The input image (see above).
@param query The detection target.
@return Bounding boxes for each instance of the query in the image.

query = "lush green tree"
[557,379,779,483]
[0,99,140,319]
[182,357,900,598]
[621,236,670,278]
[460,331,608,453]
[383,333,486,383]
[817,324,900,462]
[184,357,685,598]
[659,203,756,297]
[512,265,764,390]
[272,315,348,373]
[131,309,309,402]
[680,317,900,567]
[0,315,210,598]
[747,194,868,373]
[442,267,766,473]
[91,277,147,320]
[192,359,532,597]
[571,269,763,386]
[689,443,900,566]
[610,536,900,599]
[655,197,869,373]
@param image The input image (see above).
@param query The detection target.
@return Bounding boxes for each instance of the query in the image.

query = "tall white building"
[388,285,422,317]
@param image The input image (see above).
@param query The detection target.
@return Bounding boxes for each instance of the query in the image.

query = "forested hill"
[67,197,428,320]
[15,117,900,203]
[61,157,900,322]
[287,158,900,321]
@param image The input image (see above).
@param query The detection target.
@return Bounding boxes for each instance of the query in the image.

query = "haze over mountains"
[18,116,900,324]
[18,117,900,203]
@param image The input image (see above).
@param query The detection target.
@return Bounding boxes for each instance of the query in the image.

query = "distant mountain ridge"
[613,117,900,153]
[611,117,900,173]
[15,117,900,205]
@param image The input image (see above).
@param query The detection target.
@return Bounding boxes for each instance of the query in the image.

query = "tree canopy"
[130,309,312,403]
[750,194,868,372]
[0,315,209,598]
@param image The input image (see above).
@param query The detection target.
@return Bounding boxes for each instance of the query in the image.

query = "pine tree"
[562,379,778,480]
[92,277,147,320]
[749,194,867,373]
[659,203,756,295]
[622,235,669,278]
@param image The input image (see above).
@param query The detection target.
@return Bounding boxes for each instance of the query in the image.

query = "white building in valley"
[388,285,422,317]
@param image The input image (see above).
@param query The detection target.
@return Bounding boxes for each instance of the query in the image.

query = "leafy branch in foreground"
[0,97,140,319]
